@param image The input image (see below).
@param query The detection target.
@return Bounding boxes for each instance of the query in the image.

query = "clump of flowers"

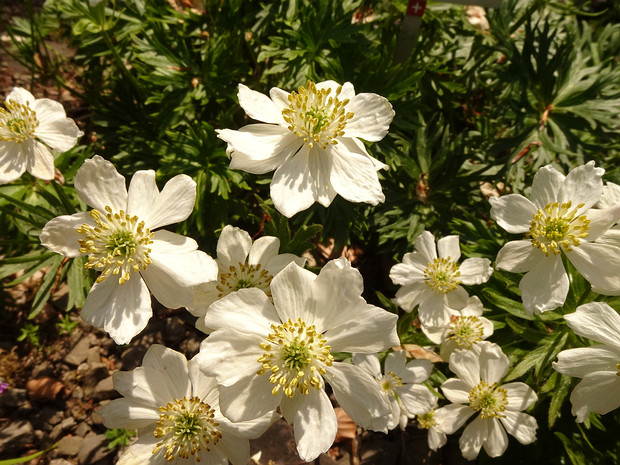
[217,80,395,217]
[40,156,218,344]
[0,87,82,184]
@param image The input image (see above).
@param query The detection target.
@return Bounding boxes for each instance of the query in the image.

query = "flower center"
[76,206,153,285]
[529,201,590,256]
[448,315,485,349]
[216,262,273,299]
[380,371,403,394]
[417,410,437,429]
[468,381,508,419]
[0,99,39,143]
[281,80,354,150]
[424,257,462,294]
[153,396,221,462]
[257,318,334,398]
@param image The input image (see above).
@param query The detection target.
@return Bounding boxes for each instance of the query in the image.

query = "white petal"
[113,367,174,409]
[279,391,306,423]
[81,275,151,345]
[6,87,35,104]
[389,260,423,286]
[271,262,316,324]
[563,302,620,347]
[598,182,620,208]
[116,431,162,465]
[98,398,159,430]
[519,254,568,314]
[344,92,394,142]
[479,342,509,384]
[141,344,191,399]
[215,433,250,465]
[459,416,489,460]
[269,86,290,111]
[205,288,278,336]
[125,170,160,222]
[428,428,447,451]
[327,139,385,205]
[216,225,252,268]
[437,235,461,261]
[265,253,306,276]
[217,410,278,441]
[441,379,471,404]
[502,382,538,411]
[459,258,493,285]
[385,351,406,377]
[40,212,91,257]
[32,99,81,151]
[434,404,475,434]
[293,389,338,462]
[495,240,542,273]
[352,353,382,379]
[415,231,438,262]
[400,358,432,384]
[196,329,264,386]
[558,161,604,211]
[187,356,219,403]
[393,281,429,312]
[568,243,620,295]
[0,142,26,183]
[482,417,508,458]
[489,195,537,233]
[553,346,620,378]
[25,140,54,180]
[74,155,127,212]
[221,125,301,175]
[448,350,480,388]
[218,374,281,423]
[530,164,564,208]
[326,362,391,432]
[418,293,452,328]
[569,370,620,422]
[398,385,437,416]
[237,83,286,125]
[142,174,196,229]
[500,410,538,444]
[248,236,280,266]
[586,206,620,241]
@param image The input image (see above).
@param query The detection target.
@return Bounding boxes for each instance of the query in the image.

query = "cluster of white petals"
[40,156,218,344]
[99,345,276,465]
[553,302,620,422]
[195,258,399,461]
[435,342,538,460]
[353,350,436,431]
[490,161,620,314]
[217,80,395,217]
[0,87,82,184]
[188,224,305,333]
[389,231,493,327]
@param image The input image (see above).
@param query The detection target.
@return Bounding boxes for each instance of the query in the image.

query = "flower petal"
[563,302,620,347]
[0,142,26,183]
[270,262,316,324]
[434,404,475,434]
[352,353,382,379]
[141,344,191,399]
[437,235,461,262]
[558,161,604,211]
[530,164,565,208]
[459,416,489,461]
[489,194,537,233]
[459,258,493,285]
[218,374,281,423]
[293,389,338,462]
[441,378,471,404]
[482,417,508,458]
[553,346,620,378]
[248,236,280,266]
[398,384,436,416]
[519,254,568,314]
[569,370,620,422]
[237,83,286,125]
[126,170,160,222]
[393,281,429,312]
[143,174,196,230]
[479,342,509,384]
[216,225,252,268]
[495,240,542,273]
[113,367,174,409]
[74,155,127,212]
[81,275,151,345]
[32,98,82,151]
[344,92,394,142]
[25,140,54,180]
[502,382,538,411]
[400,358,432,384]
[415,231,438,262]
[204,288,277,336]
[500,410,538,444]
[449,350,480,388]
[568,243,620,295]
[40,212,91,257]
[98,397,159,430]
[586,206,620,241]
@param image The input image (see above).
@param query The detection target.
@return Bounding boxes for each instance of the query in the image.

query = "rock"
[64,338,90,366]
[50,459,74,465]
[50,417,76,441]
[120,346,148,371]
[26,377,66,401]
[71,386,84,401]
[0,420,34,452]
[31,361,53,378]
[79,363,109,387]
[90,411,105,426]
[178,332,203,358]
[86,347,101,364]
[57,436,83,456]
[78,434,114,464]
[94,376,116,401]
[75,422,91,437]
[31,406,63,428]
[164,316,186,342]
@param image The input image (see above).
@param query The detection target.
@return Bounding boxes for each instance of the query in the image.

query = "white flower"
[0,87,82,183]
[553,302,620,422]
[196,258,399,462]
[98,345,276,465]
[421,296,494,361]
[416,408,447,451]
[435,342,538,460]
[217,80,395,217]
[389,231,493,327]
[40,156,218,344]
[490,162,620,314]
[188,224,305,333]
[352,350,436,431]
[595,182,620,247]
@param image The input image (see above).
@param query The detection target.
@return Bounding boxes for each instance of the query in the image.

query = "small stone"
[80,363,109,387]
[94,376,116,401]
[64,338,90,366]
[90,411,104,426]
[75,422,91,438]
[120,346,147,371]
[78,434,114,464]
[50,459,74,465]
[60,417,76,430]
[32,361,53,378]
[86,347,101,365]
[0,420,34,452]
[57,436,83,456]
[71,386,84,400]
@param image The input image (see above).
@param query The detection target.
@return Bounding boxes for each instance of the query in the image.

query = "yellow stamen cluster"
[468,381,508,419]
[424,257,462,294]
[448,315,485,350]
[381,371,403,394]
[76,206,153,285]
[153,396,221,462]
[282,80,354,149]
[529,201,590,256]
[0,99,38,143]
[257,318,334,398]
[217,262,273,299]
[417,410,437,429]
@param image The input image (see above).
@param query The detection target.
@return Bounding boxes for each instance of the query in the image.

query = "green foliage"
[104,428,136,449]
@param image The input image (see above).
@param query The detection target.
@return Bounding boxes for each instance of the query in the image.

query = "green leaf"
[549,374,574,428]
[0,442,57,465]
[28,255,65,319]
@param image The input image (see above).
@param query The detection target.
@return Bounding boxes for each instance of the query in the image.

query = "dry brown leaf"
[26,377,66,400]
[334,407,357,443]
[399,344,444,363]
